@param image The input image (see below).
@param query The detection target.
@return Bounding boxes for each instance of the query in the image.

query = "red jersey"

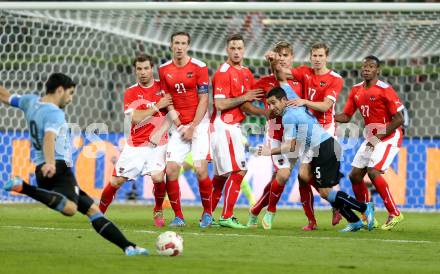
[211,62,255,125]
[292,66,343,129]
[253,75,303,141]
[123,81,167,147]
[343,80,404,143]
[159,58,209,125]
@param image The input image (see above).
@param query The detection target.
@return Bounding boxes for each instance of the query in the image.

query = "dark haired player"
[335,55,405,230]
[0,73,148,255]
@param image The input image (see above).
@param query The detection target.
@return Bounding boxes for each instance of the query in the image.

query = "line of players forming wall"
[0,10,439,210]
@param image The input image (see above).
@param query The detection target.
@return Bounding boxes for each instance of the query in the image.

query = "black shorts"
[310,137,344,188]
[35,160,94,214]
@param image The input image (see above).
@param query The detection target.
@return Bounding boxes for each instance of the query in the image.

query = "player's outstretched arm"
[240,102,269,117]
[215,89,264,111]
[289,97,334,112]
[0,85,13,105]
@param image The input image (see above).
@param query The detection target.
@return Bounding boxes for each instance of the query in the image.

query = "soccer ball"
[155,231,184,256]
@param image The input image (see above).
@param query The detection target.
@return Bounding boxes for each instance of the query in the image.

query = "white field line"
[0,225,434,245]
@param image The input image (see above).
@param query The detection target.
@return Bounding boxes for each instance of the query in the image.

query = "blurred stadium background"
[0,1,439,210]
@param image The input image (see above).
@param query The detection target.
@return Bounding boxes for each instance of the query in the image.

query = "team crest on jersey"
[320,81,326,87]
[278,159,284,165]
[241,161,246,168]
[187,72,193,78]
[370,96,376,101]
[119,167,125,174]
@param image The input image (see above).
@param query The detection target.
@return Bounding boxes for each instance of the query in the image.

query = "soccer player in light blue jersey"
[0,73,148,255]
[259,73,375,232]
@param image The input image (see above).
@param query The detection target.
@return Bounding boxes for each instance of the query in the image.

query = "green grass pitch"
[1,204,439,274]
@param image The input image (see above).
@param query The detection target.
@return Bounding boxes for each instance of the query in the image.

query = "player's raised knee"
[61,201,78,216]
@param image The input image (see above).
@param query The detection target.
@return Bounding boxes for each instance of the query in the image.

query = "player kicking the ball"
[0,73,148,255]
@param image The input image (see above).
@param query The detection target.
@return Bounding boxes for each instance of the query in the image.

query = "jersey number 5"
[30,120,42,150]
[174,83,186,93]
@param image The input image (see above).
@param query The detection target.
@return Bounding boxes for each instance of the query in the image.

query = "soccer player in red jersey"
[247,41,304,229]
[335,55,405,230]
[99,54,172,227]
[210,33,265,228]
[288,43,344,230]
[158,32,212,227]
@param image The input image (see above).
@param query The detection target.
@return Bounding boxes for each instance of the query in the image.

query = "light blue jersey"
[280,84,331,150]
[11,94,71,165]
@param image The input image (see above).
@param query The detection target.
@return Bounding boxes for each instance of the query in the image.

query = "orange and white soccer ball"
[155,231,184,256]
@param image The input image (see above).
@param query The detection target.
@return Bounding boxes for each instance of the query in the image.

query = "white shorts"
[166,116,210,164]
[211,119,247,176]
[352,130,401,172]
[268,138,291,170]
[301,123,336,164]
[115,144,166,180]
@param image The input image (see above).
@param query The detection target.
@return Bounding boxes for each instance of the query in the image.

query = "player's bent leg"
[367,167,403,230]
[324,188,375,231]
[262,169,289,230]
[86,204,148,256]
[193,160,213,228]
[60,200,78,216]
[349,167,370,203]
[298,164,317,230]
[151,171,166,227]
[166,161,185,226]
[211,174,228,214]
[99,176,127,213]
[219,170,247,229]
[3,177,73,215]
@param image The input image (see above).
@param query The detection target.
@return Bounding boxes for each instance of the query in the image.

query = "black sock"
[21,182,67,211]
[334,191,367,213]
[90,214,134,251]
[339,205,361,223]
